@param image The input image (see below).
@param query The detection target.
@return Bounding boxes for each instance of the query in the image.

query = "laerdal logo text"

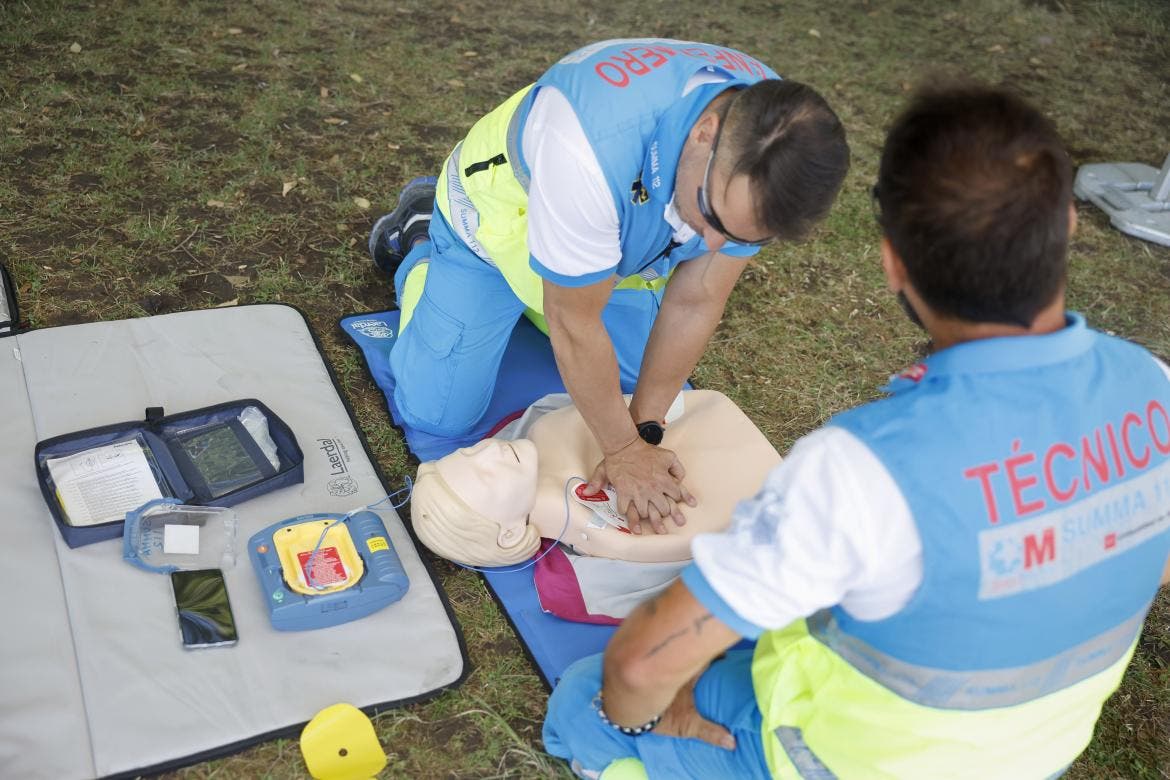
[318,438,351,476]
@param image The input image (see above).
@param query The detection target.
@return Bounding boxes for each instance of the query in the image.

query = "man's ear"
[692,109,720,148]
[880,237,908,293]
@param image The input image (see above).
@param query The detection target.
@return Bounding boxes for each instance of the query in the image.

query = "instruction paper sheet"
[45,440,163,527]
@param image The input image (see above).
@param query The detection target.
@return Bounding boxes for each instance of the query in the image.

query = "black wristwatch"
[636,420,665,446]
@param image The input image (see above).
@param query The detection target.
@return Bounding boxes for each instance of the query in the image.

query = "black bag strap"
[0,263,19,336]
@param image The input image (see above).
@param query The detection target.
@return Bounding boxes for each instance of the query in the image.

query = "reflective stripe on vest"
[772,725,1069,780]
[807,605,1147,710]
[774,728,837,780]
[505,97,530,192]
[435,85,544,310]
[437,84,673,317]
[443,137,671,278]
[753,619,1136,780]
[441,142,495,266]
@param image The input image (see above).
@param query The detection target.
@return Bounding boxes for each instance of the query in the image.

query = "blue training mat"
[340,310,617,686]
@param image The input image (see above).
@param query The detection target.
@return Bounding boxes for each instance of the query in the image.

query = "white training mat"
[0,305,465,779]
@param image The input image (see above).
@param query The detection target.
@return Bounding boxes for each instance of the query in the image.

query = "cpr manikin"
[411,390,781,567]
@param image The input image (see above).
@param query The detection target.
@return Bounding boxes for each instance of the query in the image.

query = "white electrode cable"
[304,476,414,590]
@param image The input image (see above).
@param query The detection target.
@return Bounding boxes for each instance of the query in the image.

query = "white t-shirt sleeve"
[522,72,743,283]
[522,87,621,284]
[1156,356,1170,384]
[687,426,923,634]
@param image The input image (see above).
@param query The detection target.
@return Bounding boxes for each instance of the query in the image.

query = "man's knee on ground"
[544,661,652,780]
[392,388,487,437]
[544,655,613,767]
[546,654,604,733]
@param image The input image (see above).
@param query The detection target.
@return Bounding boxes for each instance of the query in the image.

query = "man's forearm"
[630,253,745,423]
[628,291,725,424]
[547,306,639,455]
[542,276,698,531]
[601,603,711,725]
[600,581,739,728]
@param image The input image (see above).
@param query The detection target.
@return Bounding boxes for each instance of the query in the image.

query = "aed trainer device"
[248,510,409,631]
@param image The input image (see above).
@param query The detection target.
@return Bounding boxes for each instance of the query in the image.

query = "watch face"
[637,421,665,446]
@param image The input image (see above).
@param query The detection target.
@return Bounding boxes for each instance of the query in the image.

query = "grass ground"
[2,0,1168,777]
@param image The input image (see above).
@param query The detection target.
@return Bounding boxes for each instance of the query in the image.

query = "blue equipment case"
[248,510,409,631]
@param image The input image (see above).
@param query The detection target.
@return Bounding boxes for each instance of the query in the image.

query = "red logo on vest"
[1023,527,1056,568]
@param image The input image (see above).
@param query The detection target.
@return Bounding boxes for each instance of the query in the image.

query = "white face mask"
[433,438,539,548]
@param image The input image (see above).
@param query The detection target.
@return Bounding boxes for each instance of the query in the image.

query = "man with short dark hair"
[541,84,1170,779]
[369,40,849,532]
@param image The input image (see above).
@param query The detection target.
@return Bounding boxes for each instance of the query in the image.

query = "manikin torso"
[526,390,782,562]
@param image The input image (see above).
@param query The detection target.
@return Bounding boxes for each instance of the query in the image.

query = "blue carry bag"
[35,399,304,548]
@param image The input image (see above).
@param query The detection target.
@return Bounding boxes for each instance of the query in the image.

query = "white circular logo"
[351,319,394,339]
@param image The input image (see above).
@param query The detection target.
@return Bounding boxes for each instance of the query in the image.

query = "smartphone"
[170,568,239,649]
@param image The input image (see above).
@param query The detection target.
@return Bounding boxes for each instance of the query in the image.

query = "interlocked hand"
[587,439,696,535]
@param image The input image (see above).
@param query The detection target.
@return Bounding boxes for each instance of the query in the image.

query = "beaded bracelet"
[593,691,662,736]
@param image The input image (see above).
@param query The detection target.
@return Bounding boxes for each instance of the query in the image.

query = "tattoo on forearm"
[644,612,717,658]
[646,628,688,658]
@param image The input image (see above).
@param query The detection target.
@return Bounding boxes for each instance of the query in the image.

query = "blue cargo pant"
[543,650,771,779]
[389,207,666,437]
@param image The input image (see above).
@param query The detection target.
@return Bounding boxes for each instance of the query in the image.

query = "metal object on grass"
[1074,153,1170,247]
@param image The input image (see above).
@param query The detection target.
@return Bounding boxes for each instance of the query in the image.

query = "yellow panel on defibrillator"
[273,518,365,596]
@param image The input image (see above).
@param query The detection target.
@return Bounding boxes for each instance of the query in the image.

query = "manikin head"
[411,439,542,567]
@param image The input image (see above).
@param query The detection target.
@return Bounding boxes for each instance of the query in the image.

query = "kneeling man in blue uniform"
[369,40,849,533]
[542,84,1170,779]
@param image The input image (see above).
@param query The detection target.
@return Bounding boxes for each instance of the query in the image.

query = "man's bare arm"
[628,252,748,425]
[543,276,638,454]
[544,277,693,531]
[601,579,740,727]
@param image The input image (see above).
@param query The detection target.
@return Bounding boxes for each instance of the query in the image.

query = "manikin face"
[434,438,539,549]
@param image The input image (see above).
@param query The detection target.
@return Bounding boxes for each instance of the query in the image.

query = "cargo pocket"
[390,296,465,432]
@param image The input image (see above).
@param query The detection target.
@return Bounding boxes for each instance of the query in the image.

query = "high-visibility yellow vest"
[752,617,1135,779]
[434,84,669,333]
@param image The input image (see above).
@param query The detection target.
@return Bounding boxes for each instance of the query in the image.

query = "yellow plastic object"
[273,518,365,596]
[599,757,649,780]
[300,703,387,780]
